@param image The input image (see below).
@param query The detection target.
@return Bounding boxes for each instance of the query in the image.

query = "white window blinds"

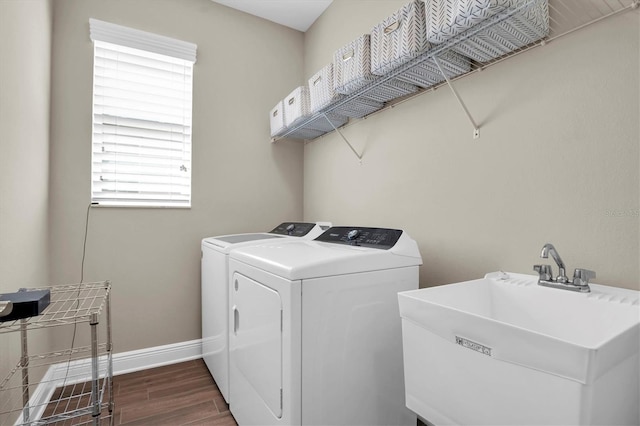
[90,19,197,207]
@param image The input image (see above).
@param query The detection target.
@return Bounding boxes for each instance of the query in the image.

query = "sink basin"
[398,272,640,425]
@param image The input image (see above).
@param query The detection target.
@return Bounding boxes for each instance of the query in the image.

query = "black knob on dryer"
[347,229,360,240]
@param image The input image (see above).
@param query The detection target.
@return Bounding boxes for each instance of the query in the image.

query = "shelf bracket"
[322,113,363,162]
[433,55,480,139]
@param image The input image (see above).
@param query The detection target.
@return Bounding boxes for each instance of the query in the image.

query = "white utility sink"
[398,272,640,426]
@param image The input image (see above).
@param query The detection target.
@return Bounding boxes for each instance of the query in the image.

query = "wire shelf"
[0,281,113,426]
[0,354,113,426]
[272,0,638,142]
[0,344,109,392]
[0,281,111,333]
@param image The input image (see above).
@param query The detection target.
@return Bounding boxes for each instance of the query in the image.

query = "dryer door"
[230,272,282,418]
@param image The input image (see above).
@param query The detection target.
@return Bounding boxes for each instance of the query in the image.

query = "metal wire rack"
[0,282,111,334]
[272,0,639,146]
[0,281,113,426]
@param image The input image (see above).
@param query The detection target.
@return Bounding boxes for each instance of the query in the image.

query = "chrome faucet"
[534,243,594,293]
[540,243,568,283]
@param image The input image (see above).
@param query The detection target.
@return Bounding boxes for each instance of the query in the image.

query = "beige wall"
[0,0,52,420]
[49,0,305,352]
[0,0,52,297]
[303,1,639,290]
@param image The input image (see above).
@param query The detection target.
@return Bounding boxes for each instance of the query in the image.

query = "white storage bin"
[370,0,429,76]
[431,0,526,41]
[333,34,376,95]
[283,86,312,128]
[427,0,549,62]
[269,100,286,137]
[333,33,418,104]
[455,0,549,62]
[426,0,509,43]
[426,0,459,43]
[309,63,343,113]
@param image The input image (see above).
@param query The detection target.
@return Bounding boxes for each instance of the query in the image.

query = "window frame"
[89,19,197,208]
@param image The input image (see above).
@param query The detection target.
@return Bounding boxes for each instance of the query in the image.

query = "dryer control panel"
[315,227,403,250]
[270,222,318,237]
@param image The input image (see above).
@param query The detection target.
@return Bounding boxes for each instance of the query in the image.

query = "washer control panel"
[270,222,318,237]
[315,227,403,250]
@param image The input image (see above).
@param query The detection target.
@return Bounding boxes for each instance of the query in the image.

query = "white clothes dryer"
[228,226,423,426]
[201,222,330,403]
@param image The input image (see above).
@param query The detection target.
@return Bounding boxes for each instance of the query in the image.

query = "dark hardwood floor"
[44,359,425,425]
[112,359,236,425]
[44,359,237,425]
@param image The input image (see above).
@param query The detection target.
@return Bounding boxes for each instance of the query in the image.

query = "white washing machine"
[228,226,423,426]
[201,222,331,403]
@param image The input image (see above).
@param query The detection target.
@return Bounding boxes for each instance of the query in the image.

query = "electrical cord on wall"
[80,203,95,283]
[57,202,96,401]
[71,202,94,349]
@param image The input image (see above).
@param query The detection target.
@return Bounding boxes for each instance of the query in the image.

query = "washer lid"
[201,222,330,253]
[203,233,285,252]
[230,228,423,280]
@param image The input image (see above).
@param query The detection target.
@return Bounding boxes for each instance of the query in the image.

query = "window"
[89,19,197,207]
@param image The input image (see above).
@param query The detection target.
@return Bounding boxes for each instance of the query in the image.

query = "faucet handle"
[534,264,553,281]
[573,268,596,287]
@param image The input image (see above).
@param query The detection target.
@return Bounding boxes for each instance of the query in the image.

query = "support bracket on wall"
[433,56,480,140]
[323,113,363,163]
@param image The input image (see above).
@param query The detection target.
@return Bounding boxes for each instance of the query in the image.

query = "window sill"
[91,202,191,209]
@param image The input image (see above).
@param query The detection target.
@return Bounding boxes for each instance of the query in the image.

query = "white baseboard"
[16,339,202,425]
[111,338,203,377]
